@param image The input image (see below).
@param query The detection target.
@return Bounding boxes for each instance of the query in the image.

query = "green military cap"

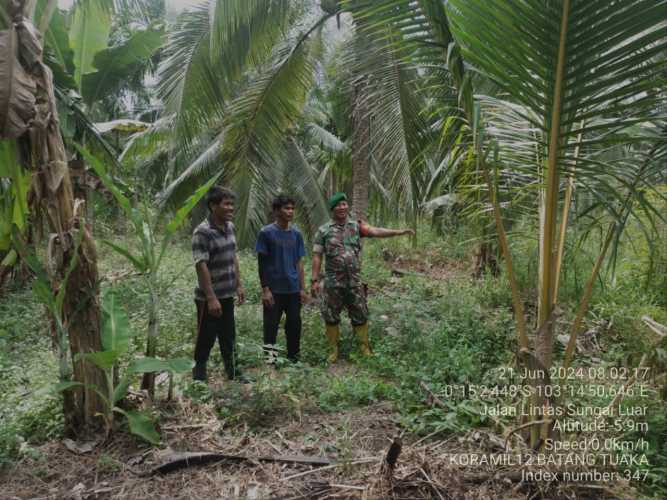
[328,192,348,211]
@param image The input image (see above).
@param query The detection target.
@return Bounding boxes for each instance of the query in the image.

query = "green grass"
[0,288,63,467]
[1,219,665,497]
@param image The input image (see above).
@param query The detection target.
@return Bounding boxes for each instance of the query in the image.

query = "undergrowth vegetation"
[1,224,665,495]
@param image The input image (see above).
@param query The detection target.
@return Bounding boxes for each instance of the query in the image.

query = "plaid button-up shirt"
[192,217,237,301]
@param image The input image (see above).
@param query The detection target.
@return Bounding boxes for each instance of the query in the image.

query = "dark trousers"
[263,292,301,361]
[195,298,238,379]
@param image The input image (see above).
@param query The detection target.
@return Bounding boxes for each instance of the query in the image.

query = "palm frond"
[221,15,332,178]
[54,86,122,169]
[284,137,329,236]
[157,0,309,156]
[305,122,347,153]
[157,132,224,207]
[447,0,667,141]
[347,0,478,214]
[120,116,173,165]
[157,4,224,154]
[209,0,303,69]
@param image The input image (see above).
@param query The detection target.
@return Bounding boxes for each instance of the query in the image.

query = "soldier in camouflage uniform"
[311,192,414,363]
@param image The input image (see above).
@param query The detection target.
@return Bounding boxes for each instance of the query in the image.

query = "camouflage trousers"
[320,285,368,327]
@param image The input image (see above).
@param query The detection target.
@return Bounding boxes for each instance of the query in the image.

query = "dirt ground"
[381,247,471,282]
[0,392,637,500]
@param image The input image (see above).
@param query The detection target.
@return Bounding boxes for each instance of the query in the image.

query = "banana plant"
[11,227,84,414]
[77,144,219,396]
[11,158,191,446]
[14,227,174,443]
[0,140,31,288]
[74,289,192,444]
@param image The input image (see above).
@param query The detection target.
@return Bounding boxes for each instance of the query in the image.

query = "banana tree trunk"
[0,249,17,293]
[2,4,106,431]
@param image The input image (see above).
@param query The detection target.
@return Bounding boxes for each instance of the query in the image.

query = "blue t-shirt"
[255,223,306,294]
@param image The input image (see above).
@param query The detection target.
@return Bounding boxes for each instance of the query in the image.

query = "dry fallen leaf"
[62,438,97,455]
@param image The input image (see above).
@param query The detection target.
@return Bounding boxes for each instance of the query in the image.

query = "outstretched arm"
[365,226,414,238]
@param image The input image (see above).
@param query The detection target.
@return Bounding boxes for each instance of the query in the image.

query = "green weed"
[318,376,395,412]
[97,453,122,474]
[215,374,300,429]
[1,215,664,490]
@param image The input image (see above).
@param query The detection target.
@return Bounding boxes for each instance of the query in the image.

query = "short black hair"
[272,194,296,212]
[206,186,236,212]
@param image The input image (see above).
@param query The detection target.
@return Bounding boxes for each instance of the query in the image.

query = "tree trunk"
[351,77,370,221]
[7,6,106,432]
[141,279,159,397]
[473,241,499,279]
[0,249,17,294]
[536,170,558,370]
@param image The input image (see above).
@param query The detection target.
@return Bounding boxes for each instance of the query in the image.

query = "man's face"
[332,200,349,220]
[277,203,295,223]
[212,198,235,222]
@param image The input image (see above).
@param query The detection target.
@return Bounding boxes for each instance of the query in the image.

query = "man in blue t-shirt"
[255,195,307,363]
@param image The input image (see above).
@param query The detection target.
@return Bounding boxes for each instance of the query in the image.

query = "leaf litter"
[0,369,640,499]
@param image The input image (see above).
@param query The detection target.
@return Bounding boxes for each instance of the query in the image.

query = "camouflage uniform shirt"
[312,219,370,288]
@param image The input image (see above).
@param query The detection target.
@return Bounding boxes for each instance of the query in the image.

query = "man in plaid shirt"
[192,187,245,382]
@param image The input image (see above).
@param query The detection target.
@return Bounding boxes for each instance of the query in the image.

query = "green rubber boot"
[325,324,341,364]
[354,323,372,357]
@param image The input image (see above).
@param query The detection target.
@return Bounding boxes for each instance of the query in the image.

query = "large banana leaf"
[100,289,131,355]
[82,25,164,106]
[41,6,77,91]
[70,0,112,90]
[120,410,160,444]
[0,141,31,257]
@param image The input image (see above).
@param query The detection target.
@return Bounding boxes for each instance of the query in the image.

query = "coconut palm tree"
[144,0,331,244]
[352,0,667,446]
[446,0,666,368]
[136,0,433,243]
[354,0,666,354]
